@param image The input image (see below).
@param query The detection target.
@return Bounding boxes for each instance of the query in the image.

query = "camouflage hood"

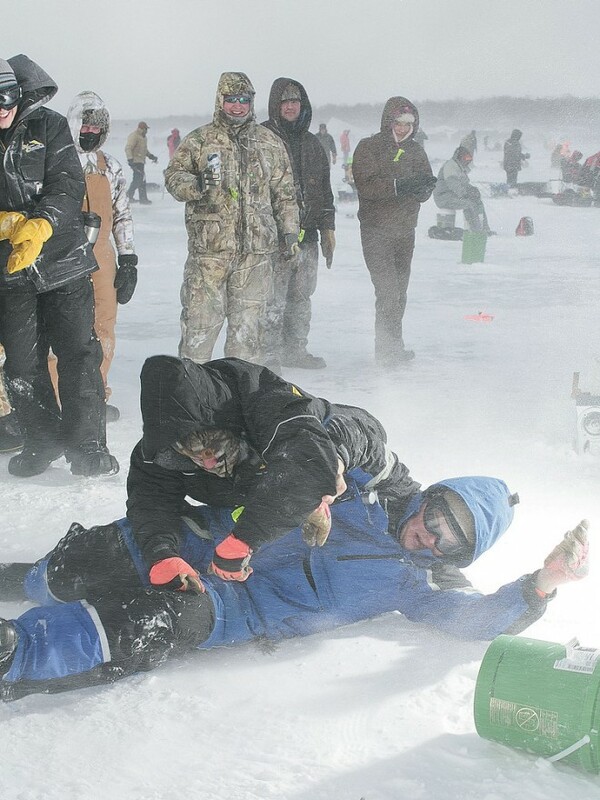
[213,71,256,130]
[67,90,110,153]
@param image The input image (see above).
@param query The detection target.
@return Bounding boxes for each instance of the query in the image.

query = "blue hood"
[398,476,517,567]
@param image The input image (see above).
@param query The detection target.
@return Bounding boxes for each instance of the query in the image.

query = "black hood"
[266,77,312,135]
[8,54,57,125]
[140,356,243,459]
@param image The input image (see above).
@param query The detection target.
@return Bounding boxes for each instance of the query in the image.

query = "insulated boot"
[8,443,64,477]
[376,348,415,368]
[282,350,327,369]
[0,413,24,454]
[105,404,120,423]
[0,618,18,675]
[69,446,119,477]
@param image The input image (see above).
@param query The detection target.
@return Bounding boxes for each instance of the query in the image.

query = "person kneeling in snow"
[127,354,419,585]
[0,472,589,700]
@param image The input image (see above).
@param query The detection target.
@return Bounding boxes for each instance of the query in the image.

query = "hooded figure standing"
[503,129,529,187]
[47,90,138,422]
[164,72,299,364]
[0,55,118,478]
[353,97,436,367]
[262,78,336,371]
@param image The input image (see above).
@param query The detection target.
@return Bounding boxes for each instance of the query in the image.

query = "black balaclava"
[79,131,102,152]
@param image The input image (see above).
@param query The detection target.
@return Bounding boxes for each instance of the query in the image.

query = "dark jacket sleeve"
[126,441,188,566]
[232,419,339,550]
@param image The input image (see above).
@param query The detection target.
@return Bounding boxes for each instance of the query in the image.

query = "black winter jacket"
[126,356,418,567]
[262,77,335,241]
[0,54,96,292]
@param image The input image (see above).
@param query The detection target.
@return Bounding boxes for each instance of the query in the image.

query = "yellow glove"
[0,211,26,242]
[7,218,53,274]
[320,229,336,268]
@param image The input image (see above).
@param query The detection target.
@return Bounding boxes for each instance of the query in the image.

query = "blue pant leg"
[3,601,108,683]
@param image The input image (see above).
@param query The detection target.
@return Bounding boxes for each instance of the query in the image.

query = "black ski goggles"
[0,85,22,111]
[422,495,473,558]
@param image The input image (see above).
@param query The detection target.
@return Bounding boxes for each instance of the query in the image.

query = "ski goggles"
[0,85,22,111]
[422,495,473,558]
[222,95,252,105]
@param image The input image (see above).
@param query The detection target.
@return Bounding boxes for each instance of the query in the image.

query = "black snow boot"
[0,413,24,454]
[283,350,327,369]
[0,618,18,675]
[69,445,119,477]
[8,443,64,477]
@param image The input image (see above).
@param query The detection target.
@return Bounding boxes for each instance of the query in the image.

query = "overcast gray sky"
[7,0,599,119]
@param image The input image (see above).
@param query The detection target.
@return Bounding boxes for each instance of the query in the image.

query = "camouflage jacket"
[164,72,299,255]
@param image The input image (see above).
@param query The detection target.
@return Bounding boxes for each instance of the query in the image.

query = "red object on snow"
[464,312,494,322]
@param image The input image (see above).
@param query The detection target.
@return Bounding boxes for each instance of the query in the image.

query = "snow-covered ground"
[1,125,600,800]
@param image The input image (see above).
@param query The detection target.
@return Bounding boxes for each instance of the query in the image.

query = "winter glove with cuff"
[320,229,336,269]
[114,254,139,304]
[7,218,53,274]
[149,557,205,594]
[209,534,253,581]
[196,167,221,193]
[0,211,26,242]
[535,519,590,597]
[302,500,332,547]
[302,458,347,546]
[282,232,301,260]
[394,175,437,198]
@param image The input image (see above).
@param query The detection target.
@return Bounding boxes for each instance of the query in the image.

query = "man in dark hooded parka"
[0,54,117,478]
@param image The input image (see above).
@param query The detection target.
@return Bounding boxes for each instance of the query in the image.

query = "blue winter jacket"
[121,470,541,644]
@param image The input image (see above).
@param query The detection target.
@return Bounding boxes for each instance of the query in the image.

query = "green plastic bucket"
[474,634,600,773]
[461,231,487,263]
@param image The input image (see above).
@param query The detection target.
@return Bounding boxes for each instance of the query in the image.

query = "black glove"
[128,160,134,168]
[394,175,437,197]
[114,254,139,304]
[150,155,158,164]
[197,168,221,193]
[467,184,481,200]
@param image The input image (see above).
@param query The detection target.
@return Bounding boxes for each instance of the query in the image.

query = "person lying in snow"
[127,354,419,584]
[0,470,589,700]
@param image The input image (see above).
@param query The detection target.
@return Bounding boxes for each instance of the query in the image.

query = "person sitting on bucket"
[0,471,589,700]
[432,146,493,235]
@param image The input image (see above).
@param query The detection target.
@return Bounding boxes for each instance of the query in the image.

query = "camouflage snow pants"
[263,241,319,360]
[179,252,272,363]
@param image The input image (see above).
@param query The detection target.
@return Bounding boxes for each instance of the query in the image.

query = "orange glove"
[149,557,205,594]
[7,218,53,274]
[210,534,253,581]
